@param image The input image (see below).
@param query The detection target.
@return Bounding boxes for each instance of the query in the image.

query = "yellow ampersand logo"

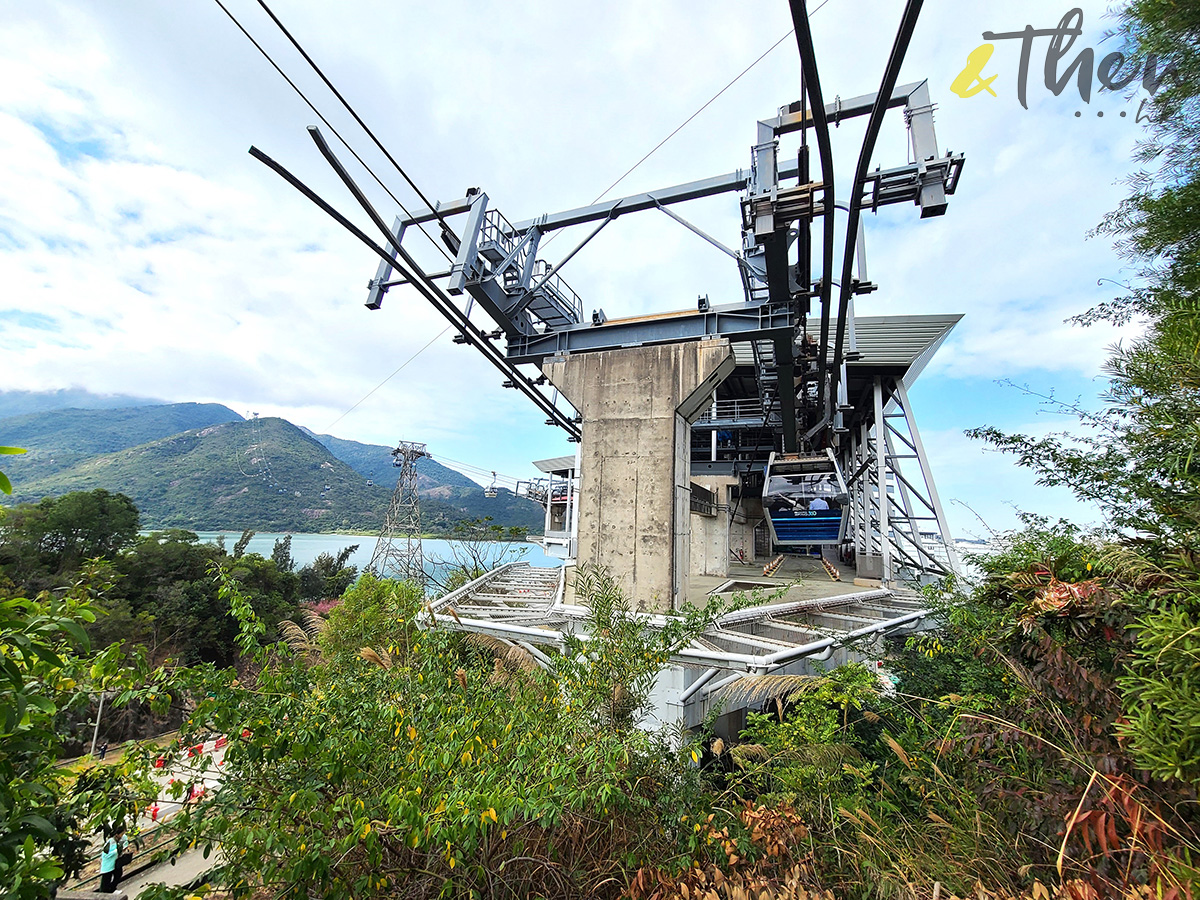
[951,43,999,98]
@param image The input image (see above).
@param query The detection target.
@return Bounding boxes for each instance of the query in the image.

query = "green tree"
[271,533,295,573]
[296,544,358,603]
[109,530,299,666]
[144,566,741,899]
[0,490,139,591]
[969,0,1200,804]
[0,569,148,899]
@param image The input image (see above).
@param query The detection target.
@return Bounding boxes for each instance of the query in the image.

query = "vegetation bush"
[0,570,151,899]
[140,567,749,899]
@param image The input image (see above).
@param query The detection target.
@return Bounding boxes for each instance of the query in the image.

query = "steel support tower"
[368,440,429,587]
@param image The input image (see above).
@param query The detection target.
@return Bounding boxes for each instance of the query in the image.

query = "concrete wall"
[729,496,764,563]
[543,339,734,612]
[689,475,737,577]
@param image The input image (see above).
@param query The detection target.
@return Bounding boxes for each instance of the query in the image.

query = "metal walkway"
[427,563,931,724]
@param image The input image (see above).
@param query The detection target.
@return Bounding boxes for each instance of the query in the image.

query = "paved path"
[118,848,214,898]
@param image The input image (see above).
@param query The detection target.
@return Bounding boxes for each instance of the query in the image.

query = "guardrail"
[695,398,766,423]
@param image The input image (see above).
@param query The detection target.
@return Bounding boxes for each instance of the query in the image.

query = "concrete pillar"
[543,338,734,612]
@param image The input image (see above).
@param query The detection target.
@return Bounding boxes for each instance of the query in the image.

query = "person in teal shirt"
[98,825,127,892]
[98,834,118,892]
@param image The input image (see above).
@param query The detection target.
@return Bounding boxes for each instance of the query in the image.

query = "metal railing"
[527,259,584,322]
[695,398,765,423]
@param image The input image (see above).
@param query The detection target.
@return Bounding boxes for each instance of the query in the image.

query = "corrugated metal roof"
[534,455,576,474]
[848,314,961,383]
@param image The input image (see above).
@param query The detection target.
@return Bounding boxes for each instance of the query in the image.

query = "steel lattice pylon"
[368,440,429,587]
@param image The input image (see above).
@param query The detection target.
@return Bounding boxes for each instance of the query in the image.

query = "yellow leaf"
[407,725,417,741]
[448,857,455,869]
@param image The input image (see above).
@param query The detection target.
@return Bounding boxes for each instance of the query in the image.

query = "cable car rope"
[210,0,453,264]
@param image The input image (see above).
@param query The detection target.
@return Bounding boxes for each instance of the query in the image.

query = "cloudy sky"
[0,0,1149,539]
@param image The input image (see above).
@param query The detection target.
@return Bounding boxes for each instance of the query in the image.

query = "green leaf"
[28,644,65,670]
[0,446,26,455]
[58,619,91,652]
[17,814,56,840]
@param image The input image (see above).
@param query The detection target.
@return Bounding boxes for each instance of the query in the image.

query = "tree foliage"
[140,567,755,899]
[0,489,139,591]
[0,570,149,899]
[967,0,1200,821]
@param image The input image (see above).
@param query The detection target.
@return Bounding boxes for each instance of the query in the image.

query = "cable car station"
[260,1,968,726]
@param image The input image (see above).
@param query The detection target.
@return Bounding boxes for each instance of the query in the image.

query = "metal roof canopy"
[533,455,576,475]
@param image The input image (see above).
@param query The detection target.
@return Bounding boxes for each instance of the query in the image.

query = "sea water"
[188,531,562,575]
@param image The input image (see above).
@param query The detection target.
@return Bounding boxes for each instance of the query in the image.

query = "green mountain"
[3,409,544,534]
[1,403,242,483]
[305,431,544,532]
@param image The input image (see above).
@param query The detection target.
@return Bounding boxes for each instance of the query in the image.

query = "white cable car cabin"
[762,450,849,546]
[484,472,498,499]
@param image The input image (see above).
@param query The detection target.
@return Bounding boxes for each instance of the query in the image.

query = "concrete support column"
[543,339,734,612]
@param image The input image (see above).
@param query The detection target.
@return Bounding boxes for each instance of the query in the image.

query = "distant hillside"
[5,415,543,534]
[1,403,243,485]
[305,431,477,491]
[0,388,164,419]
[307,431,545,533]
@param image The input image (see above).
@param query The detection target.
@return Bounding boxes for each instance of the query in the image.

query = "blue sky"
[0,0,1149,538]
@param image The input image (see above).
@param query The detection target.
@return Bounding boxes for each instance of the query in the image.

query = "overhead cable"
[252,0,458,243]
[788,0,837,433]
[325,325,452,432]
[209,0,452,263]
[590,0,835,207]
[249,144,580,438]
[829,0,925,410]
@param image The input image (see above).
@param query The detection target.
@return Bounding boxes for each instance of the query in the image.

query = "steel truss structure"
[431,562,932,728]
[368,440,429,586]
[845,375,961,584]
[255,0,966,584]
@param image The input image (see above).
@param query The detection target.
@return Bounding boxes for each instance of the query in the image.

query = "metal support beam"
[508,301,795,365]
[511,169,750,234]
[447,192,489,294]
[873,376,891,584]
[761,80,928,135]
[366,217,407,309]
[774,336,798,452]
[894,379,961,573]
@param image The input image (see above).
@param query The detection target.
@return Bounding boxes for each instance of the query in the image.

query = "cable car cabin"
[762,450,849,546]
